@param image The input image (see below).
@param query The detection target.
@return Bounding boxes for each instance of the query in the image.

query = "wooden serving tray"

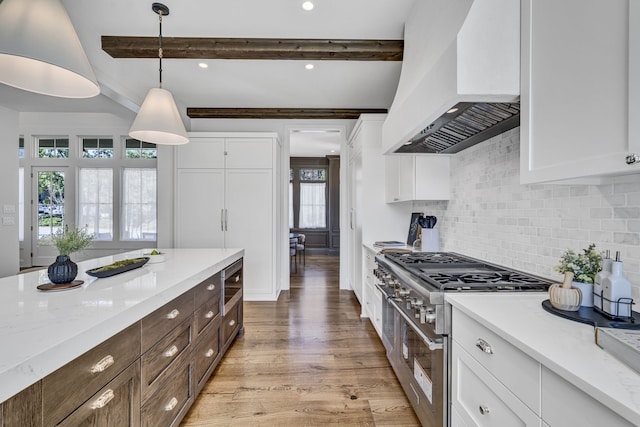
[86,257,150,278]
[37,280,84,291]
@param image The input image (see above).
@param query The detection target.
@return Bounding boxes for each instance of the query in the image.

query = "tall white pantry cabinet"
[173,133,282,301]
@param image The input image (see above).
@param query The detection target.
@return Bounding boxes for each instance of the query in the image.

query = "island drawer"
[222,302,241,349]
[141,358,192,427]
[43,322,140,425]
[194,296,221,336]
[452,308,541,415]
[194,271,222,307]
[56,360,141,427]
[194,318,221,391]
[141,315,193,401]
[141,290,194,352]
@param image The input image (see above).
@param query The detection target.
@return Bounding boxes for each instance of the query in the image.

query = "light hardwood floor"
[181,254,420,426]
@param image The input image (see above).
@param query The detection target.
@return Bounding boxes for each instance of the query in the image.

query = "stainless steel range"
[373,251,552,427]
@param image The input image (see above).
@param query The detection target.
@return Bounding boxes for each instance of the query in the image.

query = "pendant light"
[129,3,189,145]
[0,0,99,98]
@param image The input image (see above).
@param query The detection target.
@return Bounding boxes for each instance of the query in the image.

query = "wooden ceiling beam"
[186,108,388,120]
[102,37,403,61]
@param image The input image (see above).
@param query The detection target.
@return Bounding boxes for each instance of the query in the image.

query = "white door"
[175,169,225,248]
[31,167,75,266]
[225,169,273,298]
[349,151,363,303]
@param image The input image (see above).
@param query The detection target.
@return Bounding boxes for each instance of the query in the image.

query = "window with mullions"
[298,168,327,229]
[125,138,157,159]
[37,137,69,158]
[82,137,114,158]
[79,168,113,240]
[121,168,157,241]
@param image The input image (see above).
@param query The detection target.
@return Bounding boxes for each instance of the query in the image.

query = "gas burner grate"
[384,252,482,267]
[422,271,551,291]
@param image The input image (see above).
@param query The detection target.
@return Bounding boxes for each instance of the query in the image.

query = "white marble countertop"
[446,293,640,425]
[0,247,243,404]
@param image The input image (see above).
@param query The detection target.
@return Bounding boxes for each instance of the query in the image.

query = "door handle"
[225,208,228,231]
[221,209,224,231]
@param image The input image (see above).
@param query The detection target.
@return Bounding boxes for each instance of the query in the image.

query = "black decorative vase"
[47,255,78,284]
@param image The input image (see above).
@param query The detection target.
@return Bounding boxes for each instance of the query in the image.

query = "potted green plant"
[554,243,602,307]
[46,227,94,284]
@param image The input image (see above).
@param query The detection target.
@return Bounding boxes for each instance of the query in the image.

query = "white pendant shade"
[0,0,99,98]
[129,87,189,145]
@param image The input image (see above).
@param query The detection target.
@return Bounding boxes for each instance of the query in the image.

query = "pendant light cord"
[158,11,163,89]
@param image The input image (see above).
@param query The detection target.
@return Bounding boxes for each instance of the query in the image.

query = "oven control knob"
[410,298,423,308]
[398,288,410,297]
[420,307,436,324]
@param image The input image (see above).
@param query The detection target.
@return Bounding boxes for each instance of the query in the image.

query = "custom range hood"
[382,0,520,154]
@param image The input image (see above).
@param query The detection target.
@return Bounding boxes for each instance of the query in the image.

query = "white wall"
[0,106,19,277]
[415,128,640,297]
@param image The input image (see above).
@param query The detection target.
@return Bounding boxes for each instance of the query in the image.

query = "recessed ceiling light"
[305,63,314,70]
[330,150,336,153]
[198,63,208,69]
[446,107,458,113]
[302,1,314,11]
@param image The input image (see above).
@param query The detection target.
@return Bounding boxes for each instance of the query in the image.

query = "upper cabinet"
[520,0,640,184]
[386,155,450,203]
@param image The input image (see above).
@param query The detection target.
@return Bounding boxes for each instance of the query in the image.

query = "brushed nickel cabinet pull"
[205,348,215,358]
[90,355,115,374]
[90,389,115,410]
[475,338,494,354]
[207,283,215,291]
[234,275,240,282]
[164,397,178,411]
[166,309,180,319]
[164,345,179,358]
[229,319,236,327]
[479,405,490,415]
[205,310,215,319]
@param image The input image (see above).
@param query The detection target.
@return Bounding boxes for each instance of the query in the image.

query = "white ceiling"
[0,0,415,155]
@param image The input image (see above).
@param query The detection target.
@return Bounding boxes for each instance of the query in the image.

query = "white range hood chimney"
[382,0,520,154]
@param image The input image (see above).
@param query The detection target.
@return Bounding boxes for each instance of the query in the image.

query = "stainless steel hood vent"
[395,102,520,154]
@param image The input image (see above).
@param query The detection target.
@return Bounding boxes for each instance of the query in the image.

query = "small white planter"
[572,281,594,307]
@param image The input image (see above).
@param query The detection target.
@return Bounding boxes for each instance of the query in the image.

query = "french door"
[31,167,75,266]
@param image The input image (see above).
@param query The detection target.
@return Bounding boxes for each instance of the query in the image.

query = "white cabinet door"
[520,0,640,183]
[176,138,225,169]
[386,155,450,202]
[225,169,274,299]
[225,138,273,169]
[175,169,225,248]
[541,366,634,427]
[349,151,363,304]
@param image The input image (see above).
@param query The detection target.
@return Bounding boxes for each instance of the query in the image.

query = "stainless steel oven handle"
[388,297,443,351]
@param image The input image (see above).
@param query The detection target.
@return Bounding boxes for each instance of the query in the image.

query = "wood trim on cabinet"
[102,37,403,61]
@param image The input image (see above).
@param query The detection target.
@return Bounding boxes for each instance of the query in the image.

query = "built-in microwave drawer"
[141,290,194,353]
[452,308,541,415]
[141,315,193,401]
[43,322,140,426]
[223,259,243,315]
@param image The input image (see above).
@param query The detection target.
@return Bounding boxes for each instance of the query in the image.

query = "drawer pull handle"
[164,397,178,412]
[475,338,493,354]
[166,309,180,319]
[229,319,236,327]
[90,389,115,410]
[479,405,490,415]
[205,348,215,358]
[235,275,240,282]
[90,355,115,374]
[164,345,179,358]
[205,310,215,319]
[207,284,216,291]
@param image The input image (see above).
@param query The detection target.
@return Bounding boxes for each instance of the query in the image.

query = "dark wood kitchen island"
[0,248,243,426]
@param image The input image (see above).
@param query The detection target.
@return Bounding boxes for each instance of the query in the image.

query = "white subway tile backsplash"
[413,128,640,295]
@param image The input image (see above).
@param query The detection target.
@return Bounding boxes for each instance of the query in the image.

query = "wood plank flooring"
[181,255,420,426]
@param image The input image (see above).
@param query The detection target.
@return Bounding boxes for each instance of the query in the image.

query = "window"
[37,137,69,158]
[121,168,157,241]
[290,166,327,229]
[125,138,157,159]
[79,168,113,240]
[82,137,114,158]
[19,136,24,158]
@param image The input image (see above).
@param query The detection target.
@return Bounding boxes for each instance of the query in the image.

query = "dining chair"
[296,234,306,265]
[289,237,298,273]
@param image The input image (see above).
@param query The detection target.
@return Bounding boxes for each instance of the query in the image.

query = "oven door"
[394,307,446,427]
[379,291,396,355]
